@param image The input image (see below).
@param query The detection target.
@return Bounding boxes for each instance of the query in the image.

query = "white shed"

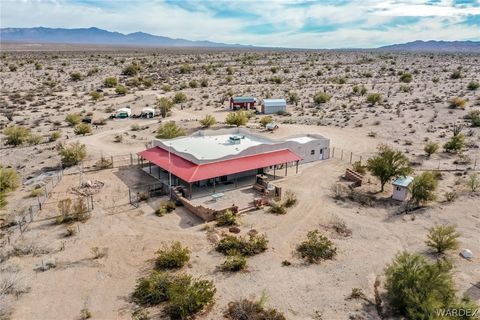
[262,99,286,114]
[141,107,155,118]
[392,176,414,201]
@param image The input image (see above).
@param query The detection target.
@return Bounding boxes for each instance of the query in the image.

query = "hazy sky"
[1,0,479,48]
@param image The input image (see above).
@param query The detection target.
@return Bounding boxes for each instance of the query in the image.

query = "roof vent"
[229,135,241,144]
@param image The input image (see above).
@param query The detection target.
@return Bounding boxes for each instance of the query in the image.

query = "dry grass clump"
[225,294,286,320]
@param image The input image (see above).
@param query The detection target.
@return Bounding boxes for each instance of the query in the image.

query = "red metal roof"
[138,146,302,183]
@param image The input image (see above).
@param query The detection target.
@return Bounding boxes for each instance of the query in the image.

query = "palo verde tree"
[425,225,460,254]
[367,145,412,192]
[409,171,438,206]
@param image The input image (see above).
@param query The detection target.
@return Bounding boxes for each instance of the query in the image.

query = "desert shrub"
[132,271,177,305]
[65,225,77,237]
[156,121,185,139]
[3,125,31,146]
[199,114,216,128]
[450,70,462,79]
[122,63,141,76]
[179,64,193,74]
[8,64,17,72]
[443,133,465,153]
[221,254,247,272]
[216,234,268,257]
[288,91,300,105]
[449,97,466,109]
[259,116,273,127]
[226,111,248,127]
[115,85,128,95]
[409,172,438,206]
[466,110,480,127]
[173,92,187,104]
[349,288,366,300]
[70,72,82,81]
[268,201,286,215]
[225,296,286,320]
[91,246,108,259]
[425,225,460,254]
[155,241,190,270]
[154,200,176,216]
[216,210,238,227]
[283,190,297,207]
[58,141,87,167]
[131,308,150,320]
[95,156,113,169]
[166,276,216,320]
[384,251,457,319]
[399,72,413,83]
[29,188,44,198]
[352,85,367,95]
[200,78,208,87]
[313,91,331,104]
[79,308,92,319]
[366,93,383,105]
[467,173,480,192]
[296,230,337,263]
[0,167,20,194]
[49,131,62,142]
[74,123,92,136]
[156,97,174,118]
[162,84,172,92]
[352,161,366,175]
[103,77,118,88]
[56,197,90,224]
[367,144,412,192]
[65,113,82,126]
[26,133,42,145]
[424,142,439,157]
[330,215,352,237]
[444,191,458,203]
[90,91,102,101]
[467,81,479,91]
[188,79,198,88]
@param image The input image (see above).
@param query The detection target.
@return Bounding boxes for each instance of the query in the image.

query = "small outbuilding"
[262,99,286,114]
[230,96,256,110]
[392,176,413,201]
[141,107,155,118]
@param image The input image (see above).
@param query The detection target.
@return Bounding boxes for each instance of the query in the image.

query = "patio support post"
[189,183,192,199]
[296,160,299,174]
[213,178,216,193]
[148,161,151,174]
[157,166,160,179]
[285,162,288,176]
[234,174,238,188]
[273,165,276,179]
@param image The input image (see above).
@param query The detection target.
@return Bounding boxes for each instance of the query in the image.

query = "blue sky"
[1,0,479,48]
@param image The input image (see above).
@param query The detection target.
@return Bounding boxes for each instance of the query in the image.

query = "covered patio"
[137,146,301,199]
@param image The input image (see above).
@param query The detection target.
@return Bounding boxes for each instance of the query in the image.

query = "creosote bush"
[155,241,190,270]
[424,142,439,157]
[216,210,238,227]
[65,113,82,126]
[366,93,383,105]
[3,125,31,146]
[313,91,331,104]
[74,123,92,136]
[56,197,90,224]
[443,133,465,153]
[199,114,216,128]
[226,111,248,127]
[156,121,185,139]
[221,254,247,272]
[268,201,286,215]
[216,234,268,257]
[155,200,176,216]
[225,295,286,320]
[283,190,297,208]
[58,141,87,167]
[0,167,20,208]
[425,225,460,254]
[296,230,337,263]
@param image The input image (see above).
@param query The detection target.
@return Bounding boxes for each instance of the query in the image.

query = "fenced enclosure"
[128,182,167,207]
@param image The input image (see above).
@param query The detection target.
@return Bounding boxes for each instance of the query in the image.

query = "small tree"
[103,77,118,88]
[443,133,464,153]
[74,123,92,136]
[467,173,479,192]
[156,97,174,118]
[423,142,439,157]
[3,125,31,146]
[58,141,87,167]
[366,145,412,192]
[226,111,248,127]
[173,92,187,104]
[65,113,82,126]
[155,241,190,270]
[313,92,331,104]
[366,93,383,105]
[199,115,216,128]
[156,121,185,139]
[409,172,438,206]
[259,116,273,127]
[296,230,337,263]
[425,225,460,254]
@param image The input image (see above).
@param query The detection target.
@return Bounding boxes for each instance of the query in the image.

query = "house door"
[319,148,324,160]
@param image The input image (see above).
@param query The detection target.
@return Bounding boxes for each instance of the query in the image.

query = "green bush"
[156,121,186,139]
[367,145,412,192]
[65,113,82,126]
[466,110,480,127]
[90,91,102,101]
[132,271,178,305]
[226,111,248,127]
[115,85,128,95]
[399,72,413,83]
[424,142,439,157]
[28,135,43,145]
[199,115,216,128]
[296,230,337,263]
[467,81,479,91]
[70,72,82,81]
[103,77,118,88]
[156,97,174,118]
[49,131,62,142]
[225,296,286,320]
[366,93,383,105]
[216,210,238,227]
[384,251,457,319]
[409,172,438,206]
[259,116,273,127]
[450,70,462,79]
[155,200,176,216]
[313,92,331,104]
[352,161,367,175]
[3,125,31,146]
[216,234,268,257]
[268,201,286,215]
[122,63,141,76]
[425,225,460,254]
[74,123,92,136]
[283,190,297,207]
[56,197,90,224]
[0,166,20,205]
[155,241,190,270]
[221,254,247,272]
[58,141,87,167]
[173,92,187,104]
[444,133,465,153]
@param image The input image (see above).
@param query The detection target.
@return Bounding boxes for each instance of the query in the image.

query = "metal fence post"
[111,155,114,168]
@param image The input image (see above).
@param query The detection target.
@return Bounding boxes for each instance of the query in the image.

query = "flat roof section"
[138,146,302,183]
[163,134,273,160]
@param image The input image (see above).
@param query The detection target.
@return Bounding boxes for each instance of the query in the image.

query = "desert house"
[262,98,287,114]
[392,176,414,201]
[229,96,256,110]
[138,128,330,198]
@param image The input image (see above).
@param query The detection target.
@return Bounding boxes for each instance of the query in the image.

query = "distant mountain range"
[1,27,479,52]
[377,40,480,53]
[0,27,250,48]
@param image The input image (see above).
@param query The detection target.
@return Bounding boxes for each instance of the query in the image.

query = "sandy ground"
[0,47,479,319]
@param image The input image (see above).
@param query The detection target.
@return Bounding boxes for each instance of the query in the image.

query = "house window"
[396,186,401,191]
[310,150,315,155]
